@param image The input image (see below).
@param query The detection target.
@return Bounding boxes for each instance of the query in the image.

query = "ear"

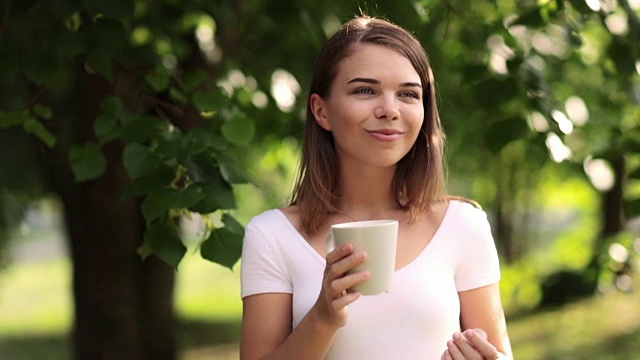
[309,93,331,131]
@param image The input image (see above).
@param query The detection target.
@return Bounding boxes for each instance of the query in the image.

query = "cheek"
[409,109,425,132]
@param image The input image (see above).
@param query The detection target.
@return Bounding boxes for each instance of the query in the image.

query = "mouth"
[366,128,405,141]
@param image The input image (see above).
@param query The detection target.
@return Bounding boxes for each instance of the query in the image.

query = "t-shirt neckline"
[274,201,455,274]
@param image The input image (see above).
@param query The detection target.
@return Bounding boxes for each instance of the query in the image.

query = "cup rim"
[331,219,398,229]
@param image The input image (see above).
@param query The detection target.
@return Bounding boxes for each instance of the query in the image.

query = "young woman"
[240,16,513,360]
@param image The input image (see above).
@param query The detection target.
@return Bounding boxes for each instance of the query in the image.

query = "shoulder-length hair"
[290,16,447,235]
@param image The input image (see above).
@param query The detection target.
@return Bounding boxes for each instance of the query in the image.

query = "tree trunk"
[41,69,176,359]
[585,152,625,279]
[599,153,625,238]
[494,160,515,263]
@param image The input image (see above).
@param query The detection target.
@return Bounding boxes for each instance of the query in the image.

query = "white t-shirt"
[241,200,501,359]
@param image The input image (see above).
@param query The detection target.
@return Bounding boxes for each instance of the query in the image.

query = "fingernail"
[465,329,474,338]
[452,333,460,340]
[447,340,454,347]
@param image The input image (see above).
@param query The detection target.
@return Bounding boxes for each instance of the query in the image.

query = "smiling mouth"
[366,129,404,141]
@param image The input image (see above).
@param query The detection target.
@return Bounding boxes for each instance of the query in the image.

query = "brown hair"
[290,16,447,235]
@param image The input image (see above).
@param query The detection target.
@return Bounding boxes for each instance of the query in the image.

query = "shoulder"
[244,206,303,243]
[247,208,287,228]
[244,208,290,243]
[446,198,489,225]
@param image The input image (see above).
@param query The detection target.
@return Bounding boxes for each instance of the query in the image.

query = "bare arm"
[241,293,344,360]
[441,283,513,359]
[240,243,369,360]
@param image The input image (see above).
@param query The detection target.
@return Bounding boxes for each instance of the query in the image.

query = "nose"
[374,94,400,120]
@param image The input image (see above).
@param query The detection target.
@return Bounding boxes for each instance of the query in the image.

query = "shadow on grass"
[575,328,640,360]
[0,319,241,360]
[0,334,70,360]
[177,318,241,350]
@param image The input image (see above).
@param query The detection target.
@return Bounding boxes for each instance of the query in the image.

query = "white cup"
[326,220,398,296]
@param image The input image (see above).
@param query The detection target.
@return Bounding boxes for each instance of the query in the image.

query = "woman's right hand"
[312,243,370,330]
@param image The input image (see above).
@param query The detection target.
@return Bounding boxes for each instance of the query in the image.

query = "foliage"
[0,0,272,269]
[0,0,638,294]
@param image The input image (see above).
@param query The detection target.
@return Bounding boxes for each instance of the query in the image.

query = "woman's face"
[311,43,424,171]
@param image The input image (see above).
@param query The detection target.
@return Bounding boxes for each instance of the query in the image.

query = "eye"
[399,91,420,100]
[353,87,374,95]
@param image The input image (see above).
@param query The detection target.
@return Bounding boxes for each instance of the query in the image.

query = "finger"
[326,251,367,280]
[441,349,453,360]
[464,329,499,359]
[331,291,361,310]
[329,270,370,296]
[446,340,465,360]
[452,332,483,359]
[325,243,354,266]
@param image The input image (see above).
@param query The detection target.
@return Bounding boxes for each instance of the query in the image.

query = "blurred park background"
[1,0,639,359]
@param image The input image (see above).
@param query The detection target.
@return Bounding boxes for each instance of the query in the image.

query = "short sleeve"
[240,219,293,298]
[453,204,501,292]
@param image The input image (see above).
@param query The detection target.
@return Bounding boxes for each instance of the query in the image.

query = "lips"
[366,128,404,141]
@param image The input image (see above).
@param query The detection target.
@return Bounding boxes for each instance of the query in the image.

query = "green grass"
[0,254,243,359]
[1,254,638,359]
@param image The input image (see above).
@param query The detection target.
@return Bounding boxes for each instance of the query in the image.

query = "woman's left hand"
[440,328,503,360]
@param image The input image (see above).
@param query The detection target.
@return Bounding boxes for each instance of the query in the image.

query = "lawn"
[0,254,638,359]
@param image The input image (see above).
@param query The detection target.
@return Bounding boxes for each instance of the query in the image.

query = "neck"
[334,163,400,220]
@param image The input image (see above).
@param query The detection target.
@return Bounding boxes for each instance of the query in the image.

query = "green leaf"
[86,0,134,19]
[155,138,184,160]
[169,86,189,105]
[86,51,114,82]
[136,241,154,260]
[123,143,163,180]
[182,69,208,92]
[68,143,107,181]
[184,128,228,154]
[200,214,244,269]
[192,88,229,112]
[23,118,57,148]
[145,67,172,93]
[217,153,254,185]
[189,181,236,214]
[118,115,164,143]
[141,187,205,223]
[24,51,58,85]
[120,165,176,198]
[222,212,244,234]
[99,96,126,117]
[94,114,119,143]
[221,109,255,146]
[0,111,30,129]
[185,151,221,183]
[33,104,53,121]
[145,222,186,268]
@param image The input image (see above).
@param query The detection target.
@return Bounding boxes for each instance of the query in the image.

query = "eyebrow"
[346,77,422,88]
